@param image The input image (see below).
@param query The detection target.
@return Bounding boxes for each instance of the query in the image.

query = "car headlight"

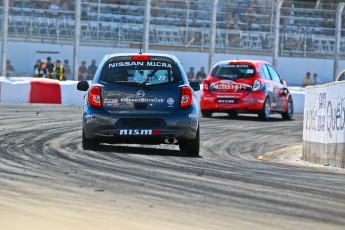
[252,80,261,91]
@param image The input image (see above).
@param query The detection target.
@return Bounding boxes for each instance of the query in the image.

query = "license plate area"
[218,99,236,104]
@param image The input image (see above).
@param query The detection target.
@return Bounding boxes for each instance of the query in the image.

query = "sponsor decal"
[167,98,174,106]
[137,90,145,98]
[188,113,198,126]
[188,114,198,118]
[104,98,119,105]
[120,129,161,135]
[319,92,326,109]
[109,61,144,68]
[210,80,252,90]
[109,61,172,69]
[127,76,166,83]
[120,97,164,103]
[147,62,172,68]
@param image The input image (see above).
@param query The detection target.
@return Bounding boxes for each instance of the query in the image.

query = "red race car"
[200,60,294,120]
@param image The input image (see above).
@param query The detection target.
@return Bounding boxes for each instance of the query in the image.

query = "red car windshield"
[211,64,255,79]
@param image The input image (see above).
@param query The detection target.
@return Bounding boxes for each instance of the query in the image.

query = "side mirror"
[283,87,289,97]
[282,80,287,88]
[189,81,200,91]
[77,81,89,91]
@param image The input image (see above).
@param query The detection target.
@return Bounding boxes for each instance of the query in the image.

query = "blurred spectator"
[78,60,88,81]
[81,0,91,20]
[64,59,72,80]
[34,61,49,78]
[49,0,60,16]
[313,73,322,84]
[46,57,54,78]
[87,59,97,81]
[245,2,255,14]
[52,60,65,81]
[233,13,242,24]
[6,60,15,77]
[34,59,41,71]
[293,24,303,50]
[230,23,241,48]
[234,2,244,16]
[187,67,195,81]
[177,16,186,27]
[302,72,314,87]
[196,67,207,83]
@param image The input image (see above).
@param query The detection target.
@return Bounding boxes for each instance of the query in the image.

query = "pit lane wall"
[303,81,345,168]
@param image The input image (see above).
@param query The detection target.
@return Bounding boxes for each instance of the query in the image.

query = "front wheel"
[282,96,294,120]
[258,97,271,121]
[82,130,99,150]
[179,127,200,157]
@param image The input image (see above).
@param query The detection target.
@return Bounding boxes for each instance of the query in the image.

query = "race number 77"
[158,76,166,81]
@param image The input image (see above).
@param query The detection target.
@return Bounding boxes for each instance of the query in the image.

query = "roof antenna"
[139,42,142,54]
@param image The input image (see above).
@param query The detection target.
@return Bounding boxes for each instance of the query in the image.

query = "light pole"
[73,0,81,81]
[208,0,218,73]
[272,0,283,68]
[1,0,9,77]
[334,3,345,81]
[143,0,151,53]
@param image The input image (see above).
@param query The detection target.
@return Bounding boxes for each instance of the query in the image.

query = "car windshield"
[211,64,255,79]
[100,59,181,85]
[338,72,345,81]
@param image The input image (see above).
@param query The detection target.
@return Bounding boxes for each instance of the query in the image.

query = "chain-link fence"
[1,0,345,56]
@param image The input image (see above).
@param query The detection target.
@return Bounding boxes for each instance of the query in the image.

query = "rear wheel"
[82,130,99,150]
[179,127,200,157]
[282,96,294,120]
[258,97,271,121]
[201,110,212,118]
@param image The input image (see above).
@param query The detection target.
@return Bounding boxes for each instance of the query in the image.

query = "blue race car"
[77,53,200,156]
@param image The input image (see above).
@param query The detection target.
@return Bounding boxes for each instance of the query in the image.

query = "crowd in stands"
[2,0,343,85]
[33,56,98,81]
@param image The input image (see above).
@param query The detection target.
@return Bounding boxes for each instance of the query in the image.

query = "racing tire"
[82,130,99,150]
[228,111,238,119]
[258,97,271,121]
[201,110,212,118]
[179,127,200,157]
[282,96,294,120]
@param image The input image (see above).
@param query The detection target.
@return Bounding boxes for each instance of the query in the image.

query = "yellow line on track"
[258,145,303,161]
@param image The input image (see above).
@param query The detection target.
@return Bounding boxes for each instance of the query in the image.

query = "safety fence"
[1,0,345,56]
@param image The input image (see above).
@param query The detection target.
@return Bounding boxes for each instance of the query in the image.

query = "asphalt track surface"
[0,104,345,230]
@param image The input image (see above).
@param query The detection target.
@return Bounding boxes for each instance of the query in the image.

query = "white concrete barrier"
[0,78,306,113]
[303,81,345,168]
[0,78,85,105]
[0,79,31,103]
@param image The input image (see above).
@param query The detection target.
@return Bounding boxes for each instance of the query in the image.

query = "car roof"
[214,60,270,68]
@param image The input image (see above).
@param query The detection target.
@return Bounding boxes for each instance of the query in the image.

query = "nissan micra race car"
[77,53,200,156]
[200,60,294,120]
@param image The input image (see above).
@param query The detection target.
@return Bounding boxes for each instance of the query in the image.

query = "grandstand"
[1,0,344,58]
